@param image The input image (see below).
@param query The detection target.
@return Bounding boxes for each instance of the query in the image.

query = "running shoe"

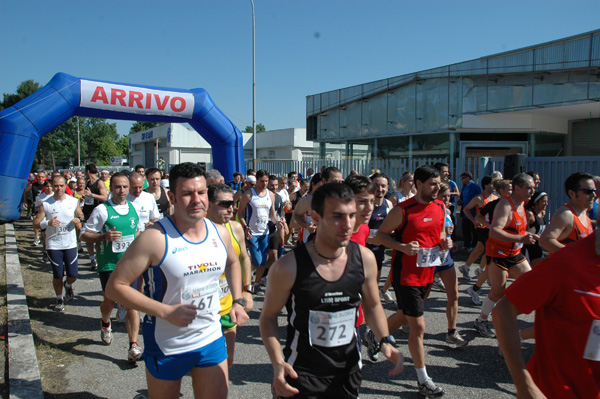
[101,323,113,345]
[54,299,65,312]
[432,277,446,292]
[445,332,467,347]
[474,267,483,278]
[381,289,394,303]
[254,283,265,297]
[116,304,127,323]
[474,318,496,338]
[466,286,482,306]
[90,258,97,271]
[458,265,470,280]
[417,378,445,398]
[128,343,142,363]
[63,281,74,301]
[401,323,410,334]
[33,237,41,246]
[364,329,380,361]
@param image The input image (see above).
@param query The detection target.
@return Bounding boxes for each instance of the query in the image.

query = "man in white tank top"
[33,175,84,312]
[237,169,281,293]
[105,163,249,399]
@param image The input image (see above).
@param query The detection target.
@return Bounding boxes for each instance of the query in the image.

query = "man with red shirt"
[474,173,538,339]
[375,165,451,398]
[539,172,595,253]
[493,210,600,399]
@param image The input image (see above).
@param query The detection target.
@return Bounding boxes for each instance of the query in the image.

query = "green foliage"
[0,79,41,110]
[243,123,266,133]
[130,121,162,134]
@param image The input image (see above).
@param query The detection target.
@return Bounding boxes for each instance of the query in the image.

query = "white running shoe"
[474,318,496,338]
[445,331,467,347]
[466,286,482,306]
[432,277,446,291]
[101,323,113,345]
[128,343,142,363]
[458,264,471,280]
[380,289,394,303]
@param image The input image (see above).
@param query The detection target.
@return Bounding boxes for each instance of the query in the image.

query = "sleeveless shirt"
[219,222,242,317]
[246,187,272,236]
[142,217,226,356]
[559,204,593,245]
[96,201,138,272]
[367,200,390,254]
[283,242,364,376]
[485,196,527,258]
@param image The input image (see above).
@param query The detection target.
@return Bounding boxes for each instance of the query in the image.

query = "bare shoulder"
[270,250,298,283]
[229,219,245,237]
[358,244,376,263]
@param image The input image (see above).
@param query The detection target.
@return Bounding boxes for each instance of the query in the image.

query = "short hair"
[129,172,144,182]
[434,162,449,170]
[51,175,65,184]
[146,167,161,178]
[414,165,440,185]
[306,168,314,175]
[110,171,130,187]
[369,172,389,185]
[134,164,145,171]
[481,175,493,189]
[311,183,354,217]
[512,173,533,189]
[85,164,98,174]
[309,173,322,192]
[233,172,242,178]
[492,178,512,193]
[206,169,223,184]
[322,166,342,182]
[169,162,206,194]
[344,174,374,195]
[526,171,540,180]
[246,169,255,176]
[299,178,310,187]
[207,183,234,202]
[256,169,269,179]
[268,174,278,182]
[564,172,594,196]
[287,171,298,179]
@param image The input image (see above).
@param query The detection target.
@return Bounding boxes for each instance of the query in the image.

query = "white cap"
[160,179,169,188]
[246,175,256,183]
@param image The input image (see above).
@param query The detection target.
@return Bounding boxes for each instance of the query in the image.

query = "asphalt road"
[14,231,534,399]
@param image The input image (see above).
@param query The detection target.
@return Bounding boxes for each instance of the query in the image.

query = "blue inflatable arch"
[0,72,245,223]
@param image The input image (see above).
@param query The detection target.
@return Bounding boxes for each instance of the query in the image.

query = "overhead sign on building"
[80,80,195,118]
[110,156,123,166]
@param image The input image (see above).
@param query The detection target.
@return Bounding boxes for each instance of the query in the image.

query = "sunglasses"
[215,200,235,208]
[576,188,597,195]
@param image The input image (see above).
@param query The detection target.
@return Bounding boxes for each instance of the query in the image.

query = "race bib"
[416,247,443,268]
[181,281,220,316]
[308,308,355,348]
[515,242,524,250]
[48,223,71,246]
[112,234,134,253]
[257,206,269,228]
[219,275,230,299]
[84,195,94,205]
[439,250,452,266]
[369,228,378,239]
[583,319,600,361]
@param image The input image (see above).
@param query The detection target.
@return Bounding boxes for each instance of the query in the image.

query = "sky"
[1,0,599,136]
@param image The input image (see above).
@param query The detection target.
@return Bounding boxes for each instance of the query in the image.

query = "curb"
[5,223,44,399]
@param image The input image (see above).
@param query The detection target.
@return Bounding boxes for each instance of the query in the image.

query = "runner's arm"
[463,195,482,225]
[375,206,418,255]
[360,247,404,376]
[292,197,312,229]
[493,298,547,399]
[217,223,249,326]
[33,204,46,229]
[489,200,528,243]
[231,220,254,311]
[105,227,197,327]
[539,207,571,253]
[95,180,108,203]
[259,255,299,397]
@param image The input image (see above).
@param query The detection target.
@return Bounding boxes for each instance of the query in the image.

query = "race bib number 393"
[308,308,355,348]
[112,234,134,253]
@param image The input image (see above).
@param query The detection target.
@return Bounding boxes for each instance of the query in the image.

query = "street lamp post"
[76,117,81,168]
[251,0,256,171]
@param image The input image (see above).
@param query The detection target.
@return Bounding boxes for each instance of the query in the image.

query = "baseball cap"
[246,175,257,183]
[160,179,169,188]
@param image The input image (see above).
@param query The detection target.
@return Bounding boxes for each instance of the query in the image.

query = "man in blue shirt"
[459,171,482,250]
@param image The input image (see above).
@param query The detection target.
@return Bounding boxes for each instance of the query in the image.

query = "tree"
[116,136,129,159]
[130,121,162,134]
[0,79,41,110]
[244,123,266,133]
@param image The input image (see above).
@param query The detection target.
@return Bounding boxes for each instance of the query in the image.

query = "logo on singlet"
[424,218,433,222]
[172,246,189,254]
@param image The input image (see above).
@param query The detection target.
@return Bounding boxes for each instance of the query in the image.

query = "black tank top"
[283,241,364,376]
[146,187,170,216]
[367,200,389,253]
[83,179,101,217]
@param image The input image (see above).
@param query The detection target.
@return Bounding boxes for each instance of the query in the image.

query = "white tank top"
[42,196,79,250]
[247,187,272,236]
[143,217,226,356]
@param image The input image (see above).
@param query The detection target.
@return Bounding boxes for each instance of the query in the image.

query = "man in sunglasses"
[540,172,596,253]
[207,183,254,368]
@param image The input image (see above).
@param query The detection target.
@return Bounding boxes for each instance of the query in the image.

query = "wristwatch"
[244,284,256,294]
[380,335,398,348]
[232,298,246,308]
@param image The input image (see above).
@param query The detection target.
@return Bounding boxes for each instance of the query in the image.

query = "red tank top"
[559,204,593,245]
[486,196,527,258]
[390,197,446,286]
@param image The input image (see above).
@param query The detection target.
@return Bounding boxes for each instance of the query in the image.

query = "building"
[129,124,316,171]
[306,29,600,173]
